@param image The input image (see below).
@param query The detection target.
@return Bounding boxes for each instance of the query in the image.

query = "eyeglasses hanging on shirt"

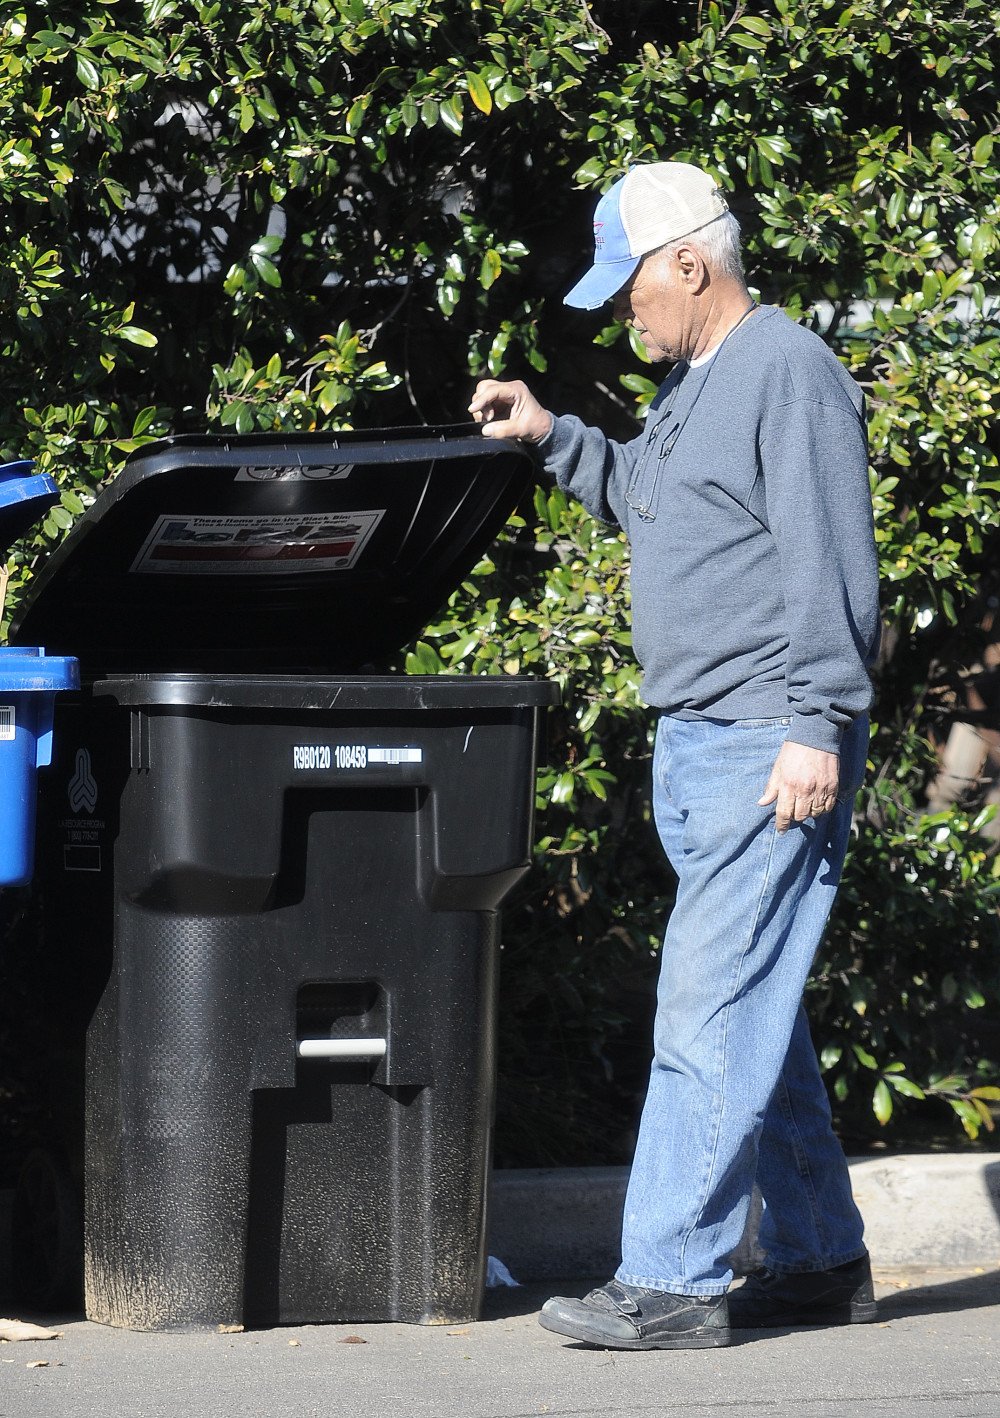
[623,302,757,524]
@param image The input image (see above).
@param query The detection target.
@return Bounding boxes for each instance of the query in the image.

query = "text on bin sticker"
[131,510,384,576]
[234,464,354,483]
[0,706,14,741]
[292,745,423,770]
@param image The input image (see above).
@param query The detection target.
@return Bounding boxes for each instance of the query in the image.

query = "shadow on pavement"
[483,1278,591,1321]
[877,1269,1000,1319]
[484,1271,1000,1327]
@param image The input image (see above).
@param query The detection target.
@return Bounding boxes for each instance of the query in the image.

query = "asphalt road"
[3,1268,999,1418]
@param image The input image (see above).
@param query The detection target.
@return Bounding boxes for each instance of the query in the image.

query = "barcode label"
[0,706,14,741]
[368,747,423,765]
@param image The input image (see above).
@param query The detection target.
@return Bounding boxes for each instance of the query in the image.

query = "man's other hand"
[469,379,554,443]
[758,741,840,834]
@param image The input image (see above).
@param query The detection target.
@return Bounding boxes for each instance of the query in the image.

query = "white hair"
[659,211,745,282]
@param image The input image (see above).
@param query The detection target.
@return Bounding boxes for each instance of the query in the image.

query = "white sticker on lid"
[130,510,385,576]
[0,706,14,741]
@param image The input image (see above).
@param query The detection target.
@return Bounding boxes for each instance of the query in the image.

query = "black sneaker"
[728,1253,878,1328]
[539,1279,730,1350]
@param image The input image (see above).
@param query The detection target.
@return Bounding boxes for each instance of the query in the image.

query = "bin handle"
[297,1037,387,1060]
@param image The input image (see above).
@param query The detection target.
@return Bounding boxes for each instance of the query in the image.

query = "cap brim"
[563,255,641,310]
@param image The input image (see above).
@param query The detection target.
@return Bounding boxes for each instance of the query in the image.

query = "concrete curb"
[4,1154,998,1305]
[487,1154,1000,1280]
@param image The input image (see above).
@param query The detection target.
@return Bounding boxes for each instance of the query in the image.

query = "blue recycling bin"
[0,462,79,886]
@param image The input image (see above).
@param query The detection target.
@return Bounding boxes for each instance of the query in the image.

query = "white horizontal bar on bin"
[297,1037,388,1060]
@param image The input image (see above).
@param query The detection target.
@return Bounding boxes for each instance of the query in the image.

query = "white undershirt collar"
[688,343,720,369]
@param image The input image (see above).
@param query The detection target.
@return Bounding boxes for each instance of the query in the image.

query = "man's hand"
[469,379,554,443]
[758,741,840,834]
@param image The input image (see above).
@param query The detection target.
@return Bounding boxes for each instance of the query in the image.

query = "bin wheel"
[11,1148,83,1311]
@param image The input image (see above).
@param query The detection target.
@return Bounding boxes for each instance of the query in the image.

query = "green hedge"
[2,0,999,1159]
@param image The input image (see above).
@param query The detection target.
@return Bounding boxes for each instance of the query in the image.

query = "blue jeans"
[616,713,868,1297]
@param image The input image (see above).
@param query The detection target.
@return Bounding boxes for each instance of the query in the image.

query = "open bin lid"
[11,426,537,674]
[0,461,59,557]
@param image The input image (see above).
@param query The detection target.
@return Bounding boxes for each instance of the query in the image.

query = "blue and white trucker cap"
[564,162,730,310]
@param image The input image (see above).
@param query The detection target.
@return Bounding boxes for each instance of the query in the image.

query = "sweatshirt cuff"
[785,713,846,755]
[526,412,573,465]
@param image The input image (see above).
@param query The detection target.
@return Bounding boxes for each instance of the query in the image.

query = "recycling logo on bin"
[61,747,103,872]
[68,747,98,814]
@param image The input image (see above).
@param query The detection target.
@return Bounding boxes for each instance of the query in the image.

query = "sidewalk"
[4,1267,1000,1418]
[4,1154,1000,1417]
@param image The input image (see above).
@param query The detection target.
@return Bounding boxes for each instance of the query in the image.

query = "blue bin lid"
[0,460,59,558]
[0,646,79,692]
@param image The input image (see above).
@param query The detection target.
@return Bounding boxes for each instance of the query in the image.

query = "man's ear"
[675,243,708,291]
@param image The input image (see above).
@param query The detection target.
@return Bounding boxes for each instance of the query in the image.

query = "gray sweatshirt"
[534,305,880,754]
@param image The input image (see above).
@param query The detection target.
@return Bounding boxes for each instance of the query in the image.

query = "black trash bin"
[12,427,557,1332]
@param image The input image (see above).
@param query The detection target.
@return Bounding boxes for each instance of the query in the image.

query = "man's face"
[612,249,694,363]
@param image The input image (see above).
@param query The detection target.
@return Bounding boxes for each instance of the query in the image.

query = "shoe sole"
[732,1300,878,1329]
[538,1310,730,1350]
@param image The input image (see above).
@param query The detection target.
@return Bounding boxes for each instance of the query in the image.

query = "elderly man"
[469,162,881,1351]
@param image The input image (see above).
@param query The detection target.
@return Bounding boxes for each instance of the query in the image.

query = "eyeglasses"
[624,421,679,522]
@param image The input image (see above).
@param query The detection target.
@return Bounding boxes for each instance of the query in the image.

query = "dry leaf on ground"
[0,1320,62,1343]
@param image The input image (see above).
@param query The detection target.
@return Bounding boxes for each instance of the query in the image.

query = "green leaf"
[255,92,280,123]
[345,98,367,135]
[731,33,766,51]
[738,15,773,37]
[971,222,995,265]
[405,641,446,675]
[886,1075,925,1100]
[32,31,72,52]
[467,72,492,115]
[251,255,282,287]
[575,157,604,184]
[972,134,994,165]
[439,96,464,135]
[755,135,790,165]
[886,188,906,227]
[551,772,576,805]
[480,248,503,289]
[76,54,100,90]
[497,80,527,106]
[852,159,882,192]
[117,325,158,347]
[873,1079,893,1125]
